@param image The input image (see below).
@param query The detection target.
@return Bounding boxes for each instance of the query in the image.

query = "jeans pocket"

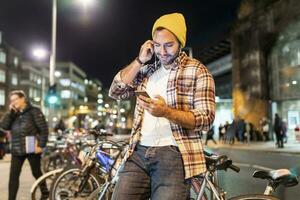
[167,145,181,156]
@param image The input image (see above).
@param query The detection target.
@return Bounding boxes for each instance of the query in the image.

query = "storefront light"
[120,108,125,113]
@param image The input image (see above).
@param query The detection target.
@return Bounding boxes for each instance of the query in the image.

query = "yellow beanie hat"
[152,13,187,47]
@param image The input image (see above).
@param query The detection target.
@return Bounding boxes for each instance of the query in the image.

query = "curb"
[206,143,300,155]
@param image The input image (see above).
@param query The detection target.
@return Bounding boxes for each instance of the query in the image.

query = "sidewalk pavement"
[205,140,300,154]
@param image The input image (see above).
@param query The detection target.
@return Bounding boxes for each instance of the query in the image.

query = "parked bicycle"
[49,129,127,200]
[190,151,299,200]
[31,168,63,200]
[41,128,98,173]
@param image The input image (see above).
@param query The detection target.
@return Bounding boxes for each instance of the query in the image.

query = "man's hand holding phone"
[136,91,169,118]
[137,40,154,65]
[135,90,150,98]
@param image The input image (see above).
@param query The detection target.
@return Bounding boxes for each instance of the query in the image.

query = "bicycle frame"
[87,146,129,200]
[196,170,225,200]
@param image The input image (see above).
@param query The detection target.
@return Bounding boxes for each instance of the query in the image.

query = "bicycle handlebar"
[229,164,240,173]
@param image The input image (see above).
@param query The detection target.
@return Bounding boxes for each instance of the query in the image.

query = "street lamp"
[77,0,96,8]
[49,0,94,129]
[32,48,48,60]
[49,0,57,87]
[49,0,95,86]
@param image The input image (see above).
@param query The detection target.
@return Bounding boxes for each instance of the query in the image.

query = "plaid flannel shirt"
[109,52,215,179]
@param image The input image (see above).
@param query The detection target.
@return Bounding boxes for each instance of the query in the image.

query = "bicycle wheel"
[228,194,280,200]
[31,168,63,200]
[50,166,105,200]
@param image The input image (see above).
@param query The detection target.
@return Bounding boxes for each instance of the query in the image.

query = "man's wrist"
[135,57,144,65]
[163,106,173,119]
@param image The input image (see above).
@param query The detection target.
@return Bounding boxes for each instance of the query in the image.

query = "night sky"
[0,0,242,88]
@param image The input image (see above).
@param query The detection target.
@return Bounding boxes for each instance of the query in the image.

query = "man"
[274,113,284,148]
[0,90,49,200]
[109,13,215,199]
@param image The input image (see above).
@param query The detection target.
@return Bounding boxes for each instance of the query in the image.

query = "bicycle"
[49,129,127,200]
[42,129,84,173]
[190,151,299,200]
[30,168,63,200]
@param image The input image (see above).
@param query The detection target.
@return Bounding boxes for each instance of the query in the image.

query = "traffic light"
[45,84,60,107]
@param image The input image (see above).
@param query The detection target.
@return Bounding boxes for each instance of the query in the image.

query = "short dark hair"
[9,90,27,99]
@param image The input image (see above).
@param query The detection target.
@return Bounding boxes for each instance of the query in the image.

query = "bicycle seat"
[253,169,298,187]
[205,154,232,171]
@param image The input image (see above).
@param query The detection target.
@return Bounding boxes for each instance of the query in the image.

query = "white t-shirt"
[140,66,177,147]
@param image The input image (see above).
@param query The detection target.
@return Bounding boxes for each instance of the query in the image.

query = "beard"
[156,48,180,66]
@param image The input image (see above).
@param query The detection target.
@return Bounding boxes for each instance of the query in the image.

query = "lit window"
[13,57,19,66]
[78,84,85,92]
[55,71,61,77]
[61,90,71,98]
[59,79,71,87]
[0,89,5,106]
[0,51,6,64]
[71,82,77,88]
[29,73,33,81]
[0,70,5,82]
[29,88,33,98]
[11,73,18,85]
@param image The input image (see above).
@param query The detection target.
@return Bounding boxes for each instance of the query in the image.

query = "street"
[209,148,300,200]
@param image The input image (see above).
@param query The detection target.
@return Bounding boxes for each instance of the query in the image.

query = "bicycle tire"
[228,194,280,200]
[31,168,63,200]
[50,166,105,200]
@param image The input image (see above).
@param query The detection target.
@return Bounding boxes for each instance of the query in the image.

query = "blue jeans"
[112,144,188,200]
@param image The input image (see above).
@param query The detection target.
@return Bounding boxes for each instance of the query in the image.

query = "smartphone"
[135,90,150,98]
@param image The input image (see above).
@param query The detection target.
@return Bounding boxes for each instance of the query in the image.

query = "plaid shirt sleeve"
[190,66,215,132]
[109,65,149,100]
[108,71,135,100]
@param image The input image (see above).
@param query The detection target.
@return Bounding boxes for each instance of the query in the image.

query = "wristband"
[135,57,144,65]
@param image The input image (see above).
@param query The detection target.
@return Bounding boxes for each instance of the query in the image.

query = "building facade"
[207,54,233,128]
[231,0,300,131]
[20,62,49,113]
[0,32,21,118]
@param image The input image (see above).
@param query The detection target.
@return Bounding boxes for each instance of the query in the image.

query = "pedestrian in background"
[260,117,270,141]
[205,126,217,145]
[0,90,49,200]
[54,118,66,133]
[236,116,245,142]
[274,113,284,148]
[244,122,251,144]
[218,123,225,143]
[282,118,288,143]
[225,121,236,145]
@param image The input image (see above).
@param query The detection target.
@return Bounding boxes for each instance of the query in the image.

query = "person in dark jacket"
[54,118,66,133]
[274,113,284,148]
[0,90,49,200]
[205,126,217,145]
